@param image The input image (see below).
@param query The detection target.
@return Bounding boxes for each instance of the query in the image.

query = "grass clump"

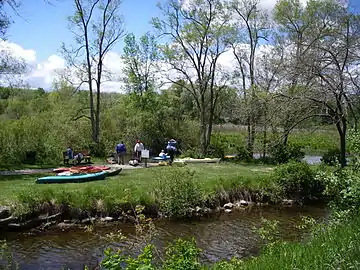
[154,168,202,217]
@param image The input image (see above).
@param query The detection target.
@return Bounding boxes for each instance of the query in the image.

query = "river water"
[2,204,328,270]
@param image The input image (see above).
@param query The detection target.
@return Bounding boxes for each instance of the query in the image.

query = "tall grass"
[212,212,360,269]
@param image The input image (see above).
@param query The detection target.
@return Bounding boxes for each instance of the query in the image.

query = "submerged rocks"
[0,216,18,227]
[100,216,114,222]
[223,203,234,209]
[282,199,295,206]
[81,217,96,224]
[224,209,232,213]
[0,206,10,219]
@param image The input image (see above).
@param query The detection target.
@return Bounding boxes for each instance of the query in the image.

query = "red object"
[53,167,70,173]
[53,165,110,174]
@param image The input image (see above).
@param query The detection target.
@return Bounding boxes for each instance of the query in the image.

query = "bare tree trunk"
[336,119,347,168]
[262,109,267,158]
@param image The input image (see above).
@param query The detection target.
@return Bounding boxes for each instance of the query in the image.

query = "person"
[115,141,127,165]
[159,150,167,158]
[73,152,84,164]
[134,140,144,161]
[63,146,73,165]
[166,139,177,164]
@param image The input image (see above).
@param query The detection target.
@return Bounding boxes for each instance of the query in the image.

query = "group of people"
[114,138,179,165]
[64,147,84,165]
[115,139,144,165]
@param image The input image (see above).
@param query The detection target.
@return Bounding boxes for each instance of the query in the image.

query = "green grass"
[213,126,338,155]
[0,163,275,214]
[212,213,360,270]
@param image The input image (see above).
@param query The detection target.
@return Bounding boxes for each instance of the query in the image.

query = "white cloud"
[0,40,125,92]
[0,40,36,63]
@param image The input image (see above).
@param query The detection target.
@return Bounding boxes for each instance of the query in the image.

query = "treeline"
[0,83,236,165]
[0,81,337,166]
[1,0,360,166]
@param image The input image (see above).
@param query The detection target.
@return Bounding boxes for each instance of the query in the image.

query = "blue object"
[153,156,171,161]
[116,143,126,153]
[67,148,73,159]
[36,171,107,184]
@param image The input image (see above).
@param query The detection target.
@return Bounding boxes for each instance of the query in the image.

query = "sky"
[1,0,360,92]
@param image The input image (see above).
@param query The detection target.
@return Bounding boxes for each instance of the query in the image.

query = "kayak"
[173,158,221,163]
[53,165,110,174]
[152,156,171,161]
[36,171,107,184]
[106,168,122,176]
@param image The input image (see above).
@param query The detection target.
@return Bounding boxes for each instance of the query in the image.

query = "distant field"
[213,124,338,155]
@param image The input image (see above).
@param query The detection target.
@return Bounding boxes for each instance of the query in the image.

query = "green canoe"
[36,171,107,184]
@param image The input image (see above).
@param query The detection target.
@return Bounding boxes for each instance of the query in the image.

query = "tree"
[61,0,125,150]
[152,0,232,155]
[122,33,159,95]
[274,0,360,167]
[228,0,271,157]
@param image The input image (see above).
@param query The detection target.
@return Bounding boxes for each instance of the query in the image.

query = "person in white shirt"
[134,140,144,161]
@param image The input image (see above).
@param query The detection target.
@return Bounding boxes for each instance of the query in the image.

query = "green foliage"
[207,133,228,158]
[272,162,324,200]
[254,218,281,245]
[0,239,18,269]
[163,238,201,270]
[268,143,305,164]
[318,168,360,211]
[218,212,360,270]
[321,148,341,166]
[154,168,202,218]
[101,245,155,270]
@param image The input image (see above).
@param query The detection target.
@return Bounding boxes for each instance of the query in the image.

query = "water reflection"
[4,204,328,270]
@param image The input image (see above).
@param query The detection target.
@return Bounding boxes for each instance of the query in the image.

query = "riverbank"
[0,163,311,232]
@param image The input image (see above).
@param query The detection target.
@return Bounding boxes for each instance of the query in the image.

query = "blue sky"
[5,0,359,63]
[5,0,165,62]
[2,0,360,91]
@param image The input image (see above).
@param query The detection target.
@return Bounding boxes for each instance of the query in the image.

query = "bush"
[208,133,228,158]
[272,162,324,200]
[234,145,251,161]
[163,238,201,270]
[154,168,202,218]
[321,148,341,166]
[269,143,305,164]
[318,168,360,211]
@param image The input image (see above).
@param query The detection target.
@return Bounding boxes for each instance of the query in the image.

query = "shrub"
[318,168,360,211]
[272,162,324,200]
[321,148,341,166]
[163,238,201,270]
[208,133,228,158]
[234,144,251,161]
[154,168,202,218]
[268,143,305,164]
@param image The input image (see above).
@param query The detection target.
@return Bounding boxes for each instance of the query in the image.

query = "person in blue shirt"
[166,139,177,164]
[115,141,127,165]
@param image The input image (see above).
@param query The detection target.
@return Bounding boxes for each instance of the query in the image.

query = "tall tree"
[152,0,232,155]
[61,0,125,148]
[122,32,159,109]
[228,0,270,157]
[275,0,360,167]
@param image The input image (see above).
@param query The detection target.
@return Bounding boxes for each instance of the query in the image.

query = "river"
[2,204,328,270]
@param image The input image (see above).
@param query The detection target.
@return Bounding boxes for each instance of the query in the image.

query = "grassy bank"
[0,164,278,218]
[212,214,360,269]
